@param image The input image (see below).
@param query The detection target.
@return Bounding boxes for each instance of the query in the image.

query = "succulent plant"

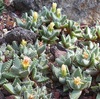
[83,27,97,41]
[40,3,67,28]
[0,40,49,86]
[32,54,49,83]
[3,77,51,99]
[39,22,60,44]
[64,20,82,38]
[52,64,69,84]
[11,40,46,57]
[59,34,77,49]
[16,10,41,32]
[74,43,100,68]
[56,49,75,66]
[66,67,92,99]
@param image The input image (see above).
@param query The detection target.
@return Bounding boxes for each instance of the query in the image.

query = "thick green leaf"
[15,18,24,27]
[13,77,21,87]
[37,45,46,55]
[52,65,60,78]
[2,72,16,79]
[19,70,29,78]
[70,90,82,99]
[2,60,12,72]
[13,58,21,68]
[0,78,8,85]
[3,83,16,94]
[96,93,100,99]
[72,67,82,78]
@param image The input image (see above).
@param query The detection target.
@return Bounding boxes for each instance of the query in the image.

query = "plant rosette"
[52,64,70,84]
[66,67,92,99]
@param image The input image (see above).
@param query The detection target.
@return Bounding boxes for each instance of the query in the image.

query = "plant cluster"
[0,2,100,99]
[0,40,51,98]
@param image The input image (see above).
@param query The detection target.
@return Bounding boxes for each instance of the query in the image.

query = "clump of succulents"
[1,2,100,99]
[0,40,50,88]
[40,3,67,28]
[3,77,52,99]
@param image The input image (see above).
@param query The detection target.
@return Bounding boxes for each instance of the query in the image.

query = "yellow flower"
[22,56,31,69]
[52,3,57,12]
[33,12,38,22]
[73,76,83,86]
[61,64,67,77]
[21,39,27,46]
[83,52,89,59]
[48,22,55,31]
[56,8,61,18]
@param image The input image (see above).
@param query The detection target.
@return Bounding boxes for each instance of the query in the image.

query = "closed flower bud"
[21,39,27,46]
[48,22,55,31]
[52,3,57,12]
[56,8,61,18]
[33,12,38,22]
[61,64,67,77]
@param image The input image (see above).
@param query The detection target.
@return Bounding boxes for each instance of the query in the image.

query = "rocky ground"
[5,0,100,25]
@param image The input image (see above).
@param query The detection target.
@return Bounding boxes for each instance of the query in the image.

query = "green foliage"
[0,40,50,98]
[1,2,100,98]
[39,24,60,44]
[66,67,92,99]
[3,77,51,99]
[52,64,69,84]
[0,0,4,14]
[59,34,77,49]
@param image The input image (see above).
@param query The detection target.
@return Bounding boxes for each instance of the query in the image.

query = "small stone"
[1,27,37,44]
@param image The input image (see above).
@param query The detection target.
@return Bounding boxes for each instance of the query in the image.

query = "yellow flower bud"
[22,56,31,69]
[52,3,57,12]
[48,22,55,31]
[74,22,79,27]
[61,64,67,77]
[21,39,27,46]
[73,76,83,86]
[33,12,38,22]
[83,52,89,59]
[56,8,61,18]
